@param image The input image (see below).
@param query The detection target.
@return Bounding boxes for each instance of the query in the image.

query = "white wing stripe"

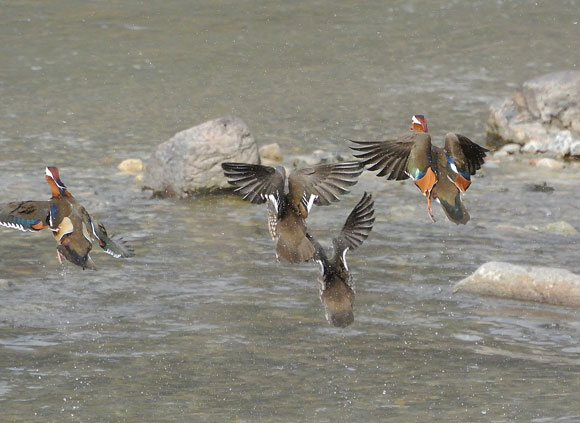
[302,193,317,213]
[0,221,30,232]
[341,247,350,272]
[267,194,279,214]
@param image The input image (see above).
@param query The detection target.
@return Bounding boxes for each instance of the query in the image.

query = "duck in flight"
[221,161,363,263]
[0,167,133,269]
[350,115,488,224]
[307,192,375,327]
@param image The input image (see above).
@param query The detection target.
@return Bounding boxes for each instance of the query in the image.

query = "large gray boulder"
[486,71,580,154]
[453,261,580,307]
[142,116,259,197]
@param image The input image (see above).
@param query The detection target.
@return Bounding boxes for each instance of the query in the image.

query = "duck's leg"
[414,167,437,223]
[426,195,436,223]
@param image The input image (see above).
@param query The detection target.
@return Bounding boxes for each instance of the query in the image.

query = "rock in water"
[453,261,580,307]
[486,71,580,152]
[118,158,144,174]
[142,116,259,197]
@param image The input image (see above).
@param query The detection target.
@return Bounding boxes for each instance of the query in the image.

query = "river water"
[1,1,580,422]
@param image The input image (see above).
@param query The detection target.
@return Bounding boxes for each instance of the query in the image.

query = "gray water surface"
[1,1,580,422]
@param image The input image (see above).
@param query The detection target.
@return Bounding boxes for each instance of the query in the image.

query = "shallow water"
[1,1,580,422]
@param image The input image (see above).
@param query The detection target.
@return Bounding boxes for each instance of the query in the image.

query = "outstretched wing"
[335,192,375,254]
[288,161,362,209]
[350,133,432,181]
[82,210,134,258]
[221,162,286,207]
[0,201,51,232]
[444,133,488,176]
[444,133,488,192]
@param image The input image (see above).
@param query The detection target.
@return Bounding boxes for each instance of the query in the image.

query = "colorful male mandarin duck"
[221,161,363,264]
[0,167,133,270]
[350,115,488,224]
[307,192,374,328]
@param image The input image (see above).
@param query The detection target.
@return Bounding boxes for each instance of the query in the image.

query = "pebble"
[118,158,144,174]
[500,143,521,154]
[522,141,547,154]
[534,158,565,169]
[259,143,283,163]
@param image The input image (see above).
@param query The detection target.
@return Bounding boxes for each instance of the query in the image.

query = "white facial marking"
[412,115,421,125]
[46,168,66,189]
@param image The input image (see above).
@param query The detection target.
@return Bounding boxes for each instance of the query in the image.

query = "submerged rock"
[486,71,580,153]
[142,116,259,197]
[534,221,579,235]
[524,182,555,193]
[453,261,580,307]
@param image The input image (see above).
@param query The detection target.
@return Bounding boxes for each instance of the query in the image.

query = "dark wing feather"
[444,133,489,176]
[335,192,375,252]
[0,201,51,232]
[305,232,329,271]
[350,136,418,180]
[221,162,285,205]
[289,161,362,207]
[82,210,134,258]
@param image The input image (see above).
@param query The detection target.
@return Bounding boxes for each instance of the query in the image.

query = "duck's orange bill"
[414,167,437,196]
[453,174,471,193]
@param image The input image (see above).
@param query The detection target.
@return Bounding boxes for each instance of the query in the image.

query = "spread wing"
[221,162,286,208]
[0,201,51,232]
[288,161,362,208]
[444,133,488,177]
[82,210,134,258]
[335,192,375,254]
[350,133,432,180]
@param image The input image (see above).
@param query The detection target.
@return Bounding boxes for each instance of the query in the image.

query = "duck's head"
[409,114,428,133]
[45,167,70,197]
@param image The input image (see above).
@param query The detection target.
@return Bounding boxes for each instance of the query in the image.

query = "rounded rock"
[534,158,565,169]
[259,143,283,162]
[142,116,259,197]
[453,261,580,307]
[118,158,144,174]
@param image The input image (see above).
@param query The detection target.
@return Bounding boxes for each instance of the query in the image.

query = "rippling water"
[1,1,580,422]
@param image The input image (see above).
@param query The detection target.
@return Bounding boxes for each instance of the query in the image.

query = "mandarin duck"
[350,115,488,224]
[221,161,363,263]
[0,167,133,270]
[307,192,374,328]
